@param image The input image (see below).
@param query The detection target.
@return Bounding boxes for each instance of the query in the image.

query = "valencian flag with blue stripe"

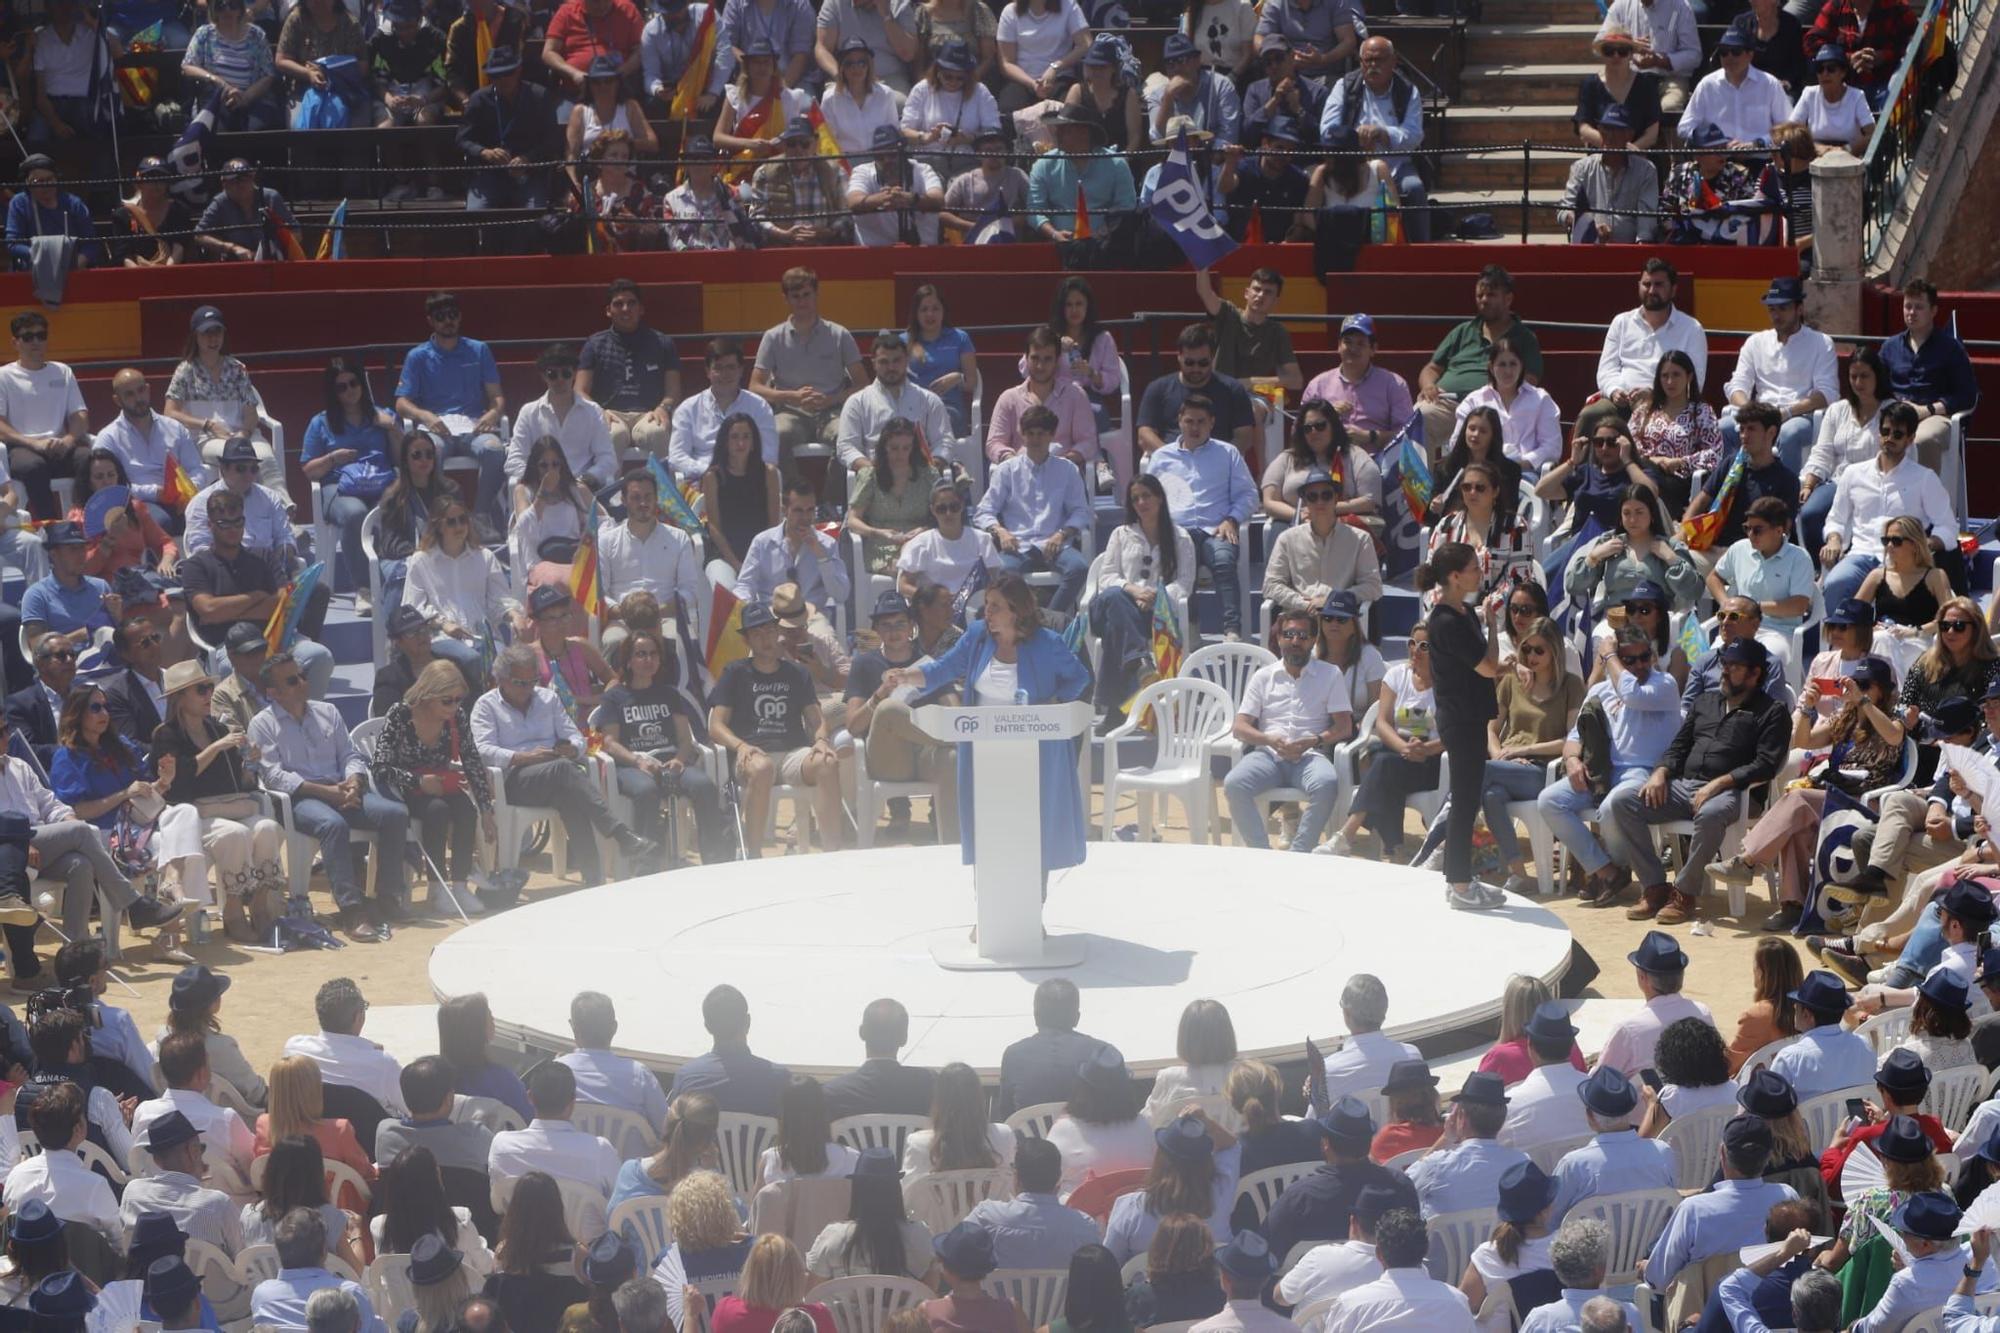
[1373,410,1430,579]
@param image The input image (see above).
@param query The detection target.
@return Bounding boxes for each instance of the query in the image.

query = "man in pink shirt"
[986,327,1105,488]
[1300,314,1414,453]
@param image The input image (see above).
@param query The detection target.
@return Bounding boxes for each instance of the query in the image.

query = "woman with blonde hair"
[1859,514,1952,675]
[407,1234,476,1333]
[902,1063,1014,1178]
[1477,976,1586,1086]
[371,658,494,914]
[709,1235,835,1333]
[1726,937,1804,1075]
[254,1055,377,1210]
[403,493,525,665]
[1224,1060,1320,1229]
[651,1171,753,1333]
[1900,594,2000,743]
[1142,999,1240,1129]
[613,1093,722,1211]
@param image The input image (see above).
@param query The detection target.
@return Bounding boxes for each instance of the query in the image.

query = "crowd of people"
[0,0,1938,258]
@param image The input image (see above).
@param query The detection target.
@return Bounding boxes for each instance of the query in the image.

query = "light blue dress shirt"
[964,1192,1105,1270]
[250,701,366,793]
[1142,438,1256,533]
[470,685,586,770]
[250,1268,387,1333]
[1571,672,1683,774]
[94,410,212,503]
[1518,1290,1645,1333]
[1547,1129,1677,1225]
[1766,1022,1877,1100]
[733,525,851,614]
[1643,1177,1797,1290]
[1944,1291,2000,1331]
[974,450,1093,547]
[1854,1247,1997,1332]
[1712,538,1819,631]
[1102,1145,1241,1263]
[559,1048,670,1134]
[1407,1139,1530,1219]
[1319,76,1424,175]
[93,1001,157,1090]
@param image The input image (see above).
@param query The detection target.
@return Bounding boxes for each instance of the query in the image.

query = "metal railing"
[1860,0,1972,264]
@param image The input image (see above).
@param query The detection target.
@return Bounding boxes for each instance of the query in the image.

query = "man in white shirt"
[1598,0,1699,112]
[1721,277,1839,474]
[1818,398,1958,613]
[5,1083,123,1248]
[896,477,999,601]
[835,330,953,472]
[598,469,708,654]
[1681,29,1792,148]
[283,978,411,1120]
[1274,1184,1393,1310]
[120,1110,243,1254]
[559,991,670,1133]
[487,1060,621,1209]
[93,368,211,533]
[1323,1208,1476,1332]
[1595,930,1717,1077]
[1195,1232,1288,1333]
[473,644,658,888]
[1577,259,1710,440]
[667,338,779,485]
[735,476,851,616]
[1320,974,1424,1102]
[505,343,616,492]
[1501,1004,1592,1150]
[134,1030,258,1180]
[1406,1074,1529,1219]
[1224,607,1354,852]
[847,124,946,252]
[0,309,89,518]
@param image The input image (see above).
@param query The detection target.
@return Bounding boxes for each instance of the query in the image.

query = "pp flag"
[168,89,223,210]
[1147,129,1239,270]
[1373,411,1429,579]
[1799,786,1880,937]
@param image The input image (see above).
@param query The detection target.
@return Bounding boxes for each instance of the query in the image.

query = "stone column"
[1806,149,1866,335]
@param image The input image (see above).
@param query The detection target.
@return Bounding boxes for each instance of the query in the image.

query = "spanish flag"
[160,453,196,509]
[669,7,718,121]
[568,531,602,617]
[1073,183,1091,240]
[726,94,782,182]
[705,582,747,679]
[806,102,846,174]
[265,206,307,262]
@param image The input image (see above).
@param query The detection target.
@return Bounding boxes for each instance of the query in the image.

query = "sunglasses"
[1277,629,1314,641]
[191,681,215,696]
[1302,490,1337,504]
[1509,603,1537,616]
[211,515,246,528]
[1303,419,1334,433]
[1618,652,1653,667]
[1518,643,1548,658]
[1602,44,1632,55]
[1884,534,1909,546]
[85,700,108,714]
[934,502,963,515]
[1411,641,1431,653]
[442,515,469,528]
[1942,620,1976,633]
[1718,610,1750,622]
[16,330,47,342]
[1180,358,1212,370]
[1460,482,1491,495]
[274,674,304,689]
[335,378,362,391]
[544,368,575,381]
[1884,428,1911,441]
[1593,437,1622,448]
[1742,523,1773,536]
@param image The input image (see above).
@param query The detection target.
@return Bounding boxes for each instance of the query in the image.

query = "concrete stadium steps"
[1440,103,1586,150]
[1435,149,1578,192]
[1478,0,1606,23]
[1457,62,1601,105]
[1454,25,1602,69]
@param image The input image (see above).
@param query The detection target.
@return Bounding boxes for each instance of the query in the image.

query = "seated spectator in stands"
[1755,120,1819,264]
[697,415,780,572]
[374,1056,493,1173]
[1818,401,1956,609]
[1415,268,1543,459]
[565,57,658,195]
[1575,28,1662,150]
[848,125,946,250]
[1451,339,1562,476]
[1722,276,1839,472]
[165,306,281,489]
[1640,1113,1795,1303]
[734,478,849,621]
[1263,463,1384,626]
[1685,30,1792,147]
[1517,1218,1641,1332]
[1196,267,1302,429]
[249,1207,383,1332]
[1264,1098,1417,1262]
[252,653,410,942]
[664,984,790,1114]
[95,369,207,536]
[714,39,812,160]
[396,293,509,535]
[301,356,395,615]
[1090,475,1194,726]
[664,136,753,254]
[642,0,719,113]
[137,1030,257,1179]
[401,495,517,682]
[275,0,368,120]
[1145,395,1256,638]
[5,633,69,770]
[1495,1009,1594,1157]
[1598,0,1697,112]
[1595,932,1717,1078]
[577,280,681,465]
[1860,514,1953,658]
[5,157,101,278]
[1729,0,1807,96]
[181,0,282,129]
[370,0,448,135]
[1428,407,1523,527]
[820,38,900,158]
[758,1074,859,1186]
[1369,1061,1444,1164]
[243,1134,361,1262]
[1807,0,1916,108]
[1298,319,1410,466]
[1576,260,1708,442]
[846,594,956,841]
[1297,131,1401,248]
[166,964,267,1112]
[1707,499,1816,641]
[24,1002,138,1171]
[1043,1043,1150,1198]
[1146,33,1239,146]
[511,464,598,642]
[819,997,934,1122]
[904,1062,1014,1181]
[488,1059,620,1209]
[1663,122,1766,246]
[560,992,671,1134]
[1240,39,1323,144]
[646,1175,752,1333]
[671,340,778,488]
[803,1141,939,1278]
[994,0,1089,115]
[180,486,337,697]
[1318,621,1437,862]
[1301,974,1417,1106]
[1894,972,1975,1070]
[575,132,664,254]
[751,268,866,465]
[542,0,643,100]
[895,478,996,602]
[1793,44,1875,153]
[1319,38,1428,242]
[612,1091,718,1215]
[1728,943,1807,1081]
[706,602,842,856]
[1219,118,1313,244]
[509,345,616,500]
[1103,1114,1239,1260]
[595,628,727,864]
[376,1159,495,1285]
[29,0,112,145]
[1273,1185,1390,1310]
[20,522,112,656]
[1558,104,1660,243]
[0,311,88,522]
[457,46,560,216]
[4,1084,118,1247]
[1629,349,1722,515]
[1458,1163,1560,1319]
[368,432,449,624]
[1563,483,1700,622]
[1261,403,1380,544]
[973,407,1093,612]
[123,1110,242,1253]
[598,470,706,655]
[443,0,527,100]
[1123,1214,1224,1327]
[940,127,1030,245]
[114,158,193,269]
[1251,0,1358,76]
[284,976,410,1122]
[194,159,300,265]
[1140,328,1256,472]
[846,420,938,580]
[438,994,531,1127]
[750,117,856,248]
[182,434,293,567]
[1404,1072,1529,1218]
[1882,278,1978,475]
[902,43,998,179]
[987,328,1101,486]
[838,340,952,482]
[955,1138,1094,1270]
[1140,122,1228,215]
[485,1172,587,1330]
[1029,108,1136,244]
[1222,607,1352,852]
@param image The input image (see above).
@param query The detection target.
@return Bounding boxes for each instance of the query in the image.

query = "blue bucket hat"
[1627,928,1687,975]
[1495,1160,1557,1224]
[933,1221,997,1279]
[1876,1113,1934,1164]
[1155,1115,1215,1161]
[1876,1047,1932,1100]
[1736,1067,1798,1119]
[1787,969,1853,1018]
[1524,1000,1578,1047]
[1315,1095,1375,1149]
[1889,1191,1960,1240]
[1919,969,1971,1013]
[1577,1066,1639,1118]
[1215,1231,1277,1282]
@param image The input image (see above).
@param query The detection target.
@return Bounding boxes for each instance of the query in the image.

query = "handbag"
[536,536,580,563]
[410,716,469,796]
[336,458,394,501]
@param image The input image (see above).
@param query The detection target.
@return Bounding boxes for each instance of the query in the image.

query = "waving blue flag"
[1147,129,1239,269]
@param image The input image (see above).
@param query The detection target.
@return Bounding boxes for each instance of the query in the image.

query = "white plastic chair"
[1179,640,1276,770]
[1659,1103,1735,1191]
[715,1112,780,1199]
[1425,1207,1497,1284]
[492,1171,609,1241]
[808,1274,936,1333]
[488,760,576,876]
[1233,1161,1316,1224]
[985,1269,1067,1328]
[1328,699,1451,833]
[842,530,898,637]
[1926,1065,1988,1132]
[187,1237,251,1323]
[1565,1188,1683,1285]
[609,1194,675,1265]
[902,1166,1012,1234]
[359,506,389,670]
[1855,1006,1915,1056]
[1525,1134,1594,1175]
[830,1113,931,1158]
[1003,1102,1064,1142]
[1733,1036,1800,1084]
[1798,1084,1878,1153]
[454,1094,526,1135]
[571,1103,662,1159]
[367,1252,417,1328]
[1099,677,1235,844]
[849,725,941,851]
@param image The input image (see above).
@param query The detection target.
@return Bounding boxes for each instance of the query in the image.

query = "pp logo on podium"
[954,715,983,736]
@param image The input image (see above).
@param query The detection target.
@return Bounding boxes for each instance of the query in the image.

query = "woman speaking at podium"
[886,574,1092,886]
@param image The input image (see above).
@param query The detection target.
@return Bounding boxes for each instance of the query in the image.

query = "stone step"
[1435,148,1577,190]
[1457,61,1600,104]
[1462,22,1603,64]
[1478,0,1605,25]
[1441,102,1587,149]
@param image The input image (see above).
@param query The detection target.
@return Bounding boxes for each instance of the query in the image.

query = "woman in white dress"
[901,1062,1016,1180]
[1458,1161,1558,1331]
[1143,999,1240,1129]
[760,1075,861,1185]
[1046,1047,1155,1200]
[821,38,902,156]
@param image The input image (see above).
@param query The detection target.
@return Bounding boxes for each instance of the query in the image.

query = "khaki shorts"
[774,747,815,784]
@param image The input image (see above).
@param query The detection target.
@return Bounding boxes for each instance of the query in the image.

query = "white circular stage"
[429,843,1576,1078]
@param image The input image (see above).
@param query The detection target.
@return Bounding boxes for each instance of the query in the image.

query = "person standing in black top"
[1416,542,1505,912]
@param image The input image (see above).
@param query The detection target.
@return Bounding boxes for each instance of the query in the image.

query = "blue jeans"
[1089,586,1152,708]
[1720,410,1817,474]
[616,763,730,863]
[431,635,486,687]
[28,95,101,144]
[379,558,409,622]
[289,791,410,910]
[1798,480,1837,558]
[1885,901,1946,987]
[1536,767,1651,875]
[998,542,1089,613]
[1418,759,1548,865]
[1188,528,1244,634]
[1822,552,1880,611]
[1225,749,1338,851]
[322,488,371,596]
[1394,170,1431,243]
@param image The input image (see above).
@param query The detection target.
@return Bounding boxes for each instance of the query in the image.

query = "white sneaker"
[1419,846,1446,872]
[1315,832,1356,857]
[1500,873,1539,897]
[354,592,372,617]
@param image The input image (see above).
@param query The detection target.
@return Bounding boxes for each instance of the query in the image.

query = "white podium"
[914,701,1094,971]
